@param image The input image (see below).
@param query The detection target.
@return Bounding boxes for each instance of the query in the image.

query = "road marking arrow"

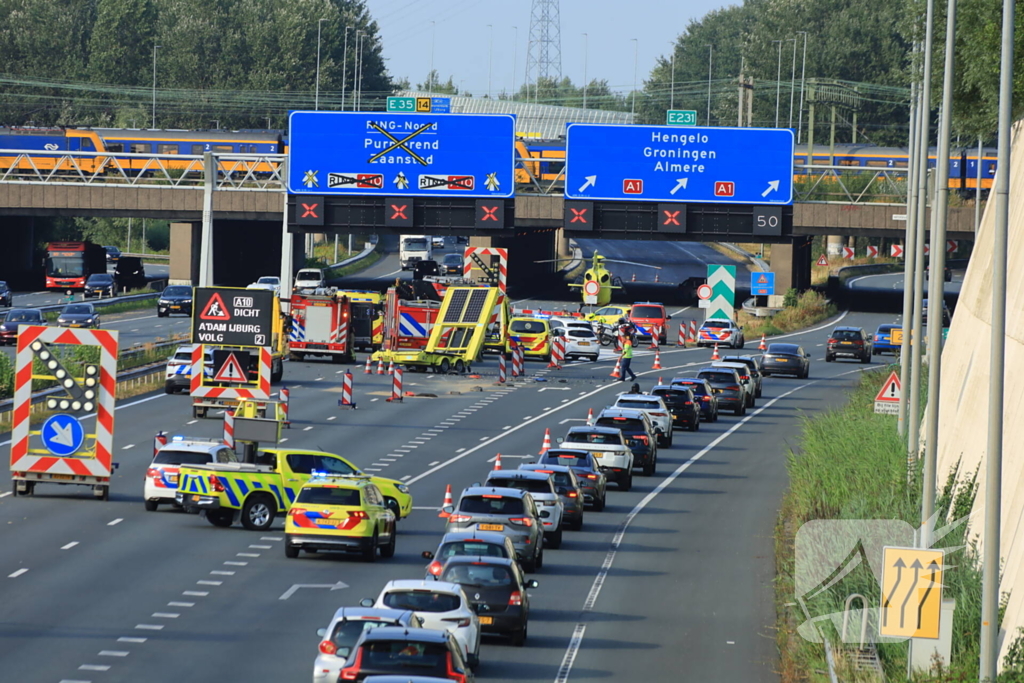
[51,421,75,447]
[577,175,597,193]
[279,581,349,600]
[670,178,688,195]
[761,180,780,197]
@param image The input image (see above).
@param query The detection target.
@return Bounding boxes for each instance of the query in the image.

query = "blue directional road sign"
[751,271,776,296]
[41,414,85,457]
[564,124,794,204]
[288,111,515,198]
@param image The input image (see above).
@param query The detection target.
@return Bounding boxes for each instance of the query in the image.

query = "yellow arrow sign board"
[879,546,943,638]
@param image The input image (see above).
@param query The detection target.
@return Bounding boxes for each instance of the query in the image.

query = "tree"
[88,0,157,87]
[418,70,459,94]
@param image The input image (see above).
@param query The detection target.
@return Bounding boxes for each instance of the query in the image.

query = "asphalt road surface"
[8,262,170,310]
[0,309,899,683]
[844,268,964,296]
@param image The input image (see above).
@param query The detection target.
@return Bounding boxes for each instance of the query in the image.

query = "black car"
[104,245,121,263]
[537,449,607,511]
[594,408,659,476]
[721,355,764,398]
[0,308,45,345]
[439,556,537,645]
[157,285,193,317]
[826,326,872,363]
[922,299,952,327]
[696,367,747,416]
[670,377,720,422]
[0,281,12,307]
[518,463,585,530]
[56,302,100,328]
[761,343,811,378]
[441,253,462,275]
[412,260,441,281]
[114,256,146,291]
[83,273,115,299]
[338,626,474,682]
[651,385,701,431]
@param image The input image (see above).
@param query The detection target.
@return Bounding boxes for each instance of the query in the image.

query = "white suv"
[698,318,745,348]
[294,268,326,291]
[484,469,566,548]
[559,425,634,491]
[144,436,236,511]
[611,394,674,447]
[164,344,212,394]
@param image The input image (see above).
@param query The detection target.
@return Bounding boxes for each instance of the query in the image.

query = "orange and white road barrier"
[438,485,454,518]
[280,385,291,427]
[498,354,507,383]
[387,366,404,402]
[338,371,356,409]
[223,410,235,449]
[677,322,687,347]
[154,431,168,458]
[539,428,552,455]
[688,320,698,344]
[649,326,660,350]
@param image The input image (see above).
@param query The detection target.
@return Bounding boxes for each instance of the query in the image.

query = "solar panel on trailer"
[443,289,469,323]
[462,289,489,323]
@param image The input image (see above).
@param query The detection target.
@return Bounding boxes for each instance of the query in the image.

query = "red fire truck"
[44,241,107,290]
[287,292,356,363]
[379,288,442,353]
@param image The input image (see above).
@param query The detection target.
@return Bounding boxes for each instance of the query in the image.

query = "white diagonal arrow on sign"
[761,180,780,197]
[577,175,597,193]
[670,178,688,195]
[50,421,75,447]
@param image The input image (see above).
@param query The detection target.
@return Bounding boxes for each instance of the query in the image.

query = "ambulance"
[507,317,553,360]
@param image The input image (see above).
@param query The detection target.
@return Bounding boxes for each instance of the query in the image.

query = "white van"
[293,268,326,291]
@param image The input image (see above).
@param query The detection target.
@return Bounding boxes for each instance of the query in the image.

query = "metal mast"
[526,0,562,101]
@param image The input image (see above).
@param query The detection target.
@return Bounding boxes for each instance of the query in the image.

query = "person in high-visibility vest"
[619,337,638,382]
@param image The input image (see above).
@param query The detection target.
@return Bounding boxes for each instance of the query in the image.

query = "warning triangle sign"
[213,352,249,383]
[757,274,769,284]
[200,293,231,321]
[816,255,829,267]
[875,371,901,402]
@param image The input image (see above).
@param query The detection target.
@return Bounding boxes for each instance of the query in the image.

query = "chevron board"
[707,265,736,320]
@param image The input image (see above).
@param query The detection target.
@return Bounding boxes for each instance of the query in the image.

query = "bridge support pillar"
[0,216,38,289]
[469,230,559,295]
[772,238,813,293]
[826,235,845,256]
[170,221,201,285]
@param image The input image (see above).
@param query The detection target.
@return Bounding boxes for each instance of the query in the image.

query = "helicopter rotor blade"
[602,259,663,269]
[533,258,575,264]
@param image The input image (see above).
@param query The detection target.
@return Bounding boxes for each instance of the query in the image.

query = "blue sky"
[370,0,733,96]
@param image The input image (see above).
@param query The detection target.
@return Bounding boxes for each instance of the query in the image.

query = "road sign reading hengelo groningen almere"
[564,124,794,204]
[192,287,274,347]
[288,111,515,199]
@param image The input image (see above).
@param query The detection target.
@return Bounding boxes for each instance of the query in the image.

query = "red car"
[628,302,670,344]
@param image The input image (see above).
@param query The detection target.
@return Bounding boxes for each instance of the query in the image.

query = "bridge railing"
[794,164,909,205]
[0,149,286,191]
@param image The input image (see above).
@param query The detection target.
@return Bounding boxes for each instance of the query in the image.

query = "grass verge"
[43,292,160,322]
[738,290,837,339]
[775,369,1024,682]
[326,248,382,280]
[812,256,900,286]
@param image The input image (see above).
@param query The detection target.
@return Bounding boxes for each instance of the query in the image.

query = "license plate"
[51,474,73,481]
[478,616,494,625]
[713,388,723,394]
[478,524,504,531]
[170,306,180,310]
[840,342,853,346]
[578,341,591,346]
[776,358,789,362]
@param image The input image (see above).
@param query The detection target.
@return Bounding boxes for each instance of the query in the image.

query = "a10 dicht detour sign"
[879,547,943,639]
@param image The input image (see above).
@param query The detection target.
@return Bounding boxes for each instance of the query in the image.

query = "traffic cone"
[654,272,660,283]
[377,359,385,375]
[759,334,767,351]
[539,428,552,455]
[388,360,395,375]
[586,407,594,425]
[364,356,372,374]
[711,343,721,361]
[652,348,662,370]
[493,453,503,470]
[610,357,622,378]
[631,272,636,282]
[658,377,663,385]
[438,485,454,518]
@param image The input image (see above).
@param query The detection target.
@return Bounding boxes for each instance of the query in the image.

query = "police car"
[284,475,397,561]
[164,344,212,394]
[144,436,236,511]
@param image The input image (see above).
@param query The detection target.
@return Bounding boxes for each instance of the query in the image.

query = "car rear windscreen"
[699,371,736,384]
[439,541,507,559]
[672,381,708,395]
[510,320,546,334]
[542,452,590,466]
[631,305,663,318]
[442,564,514,587]
[488,478,553,495]
[295,487,361,506]
[767,344,799,355]
[832,330,862,341]
[654,389,692,402]
[382,590,462,612]
[565,431,620,445]
[595,418,645,432]
[703,320,729,329]
[152,449,213,466]
[362,639,448,668]
[329,620,397,658]
[459,496,525,515]
[615,400,660,411]
[568,329,595,339]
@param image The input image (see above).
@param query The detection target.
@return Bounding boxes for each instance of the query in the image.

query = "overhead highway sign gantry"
[564,124,794,204]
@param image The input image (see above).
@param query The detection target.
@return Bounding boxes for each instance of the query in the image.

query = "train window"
[812,158,830,165]
[192,144,205,154]
[80,139,95,151]
[866,160,889,167]
[838,159,860,166]
[211,145,233,152]
[106,143,124,153]
[129,143,151,153]
[157,144,179,154]
[892,160,908,168]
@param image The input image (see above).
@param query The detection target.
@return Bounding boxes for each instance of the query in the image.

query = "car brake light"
[536,469,554,474]
[875,335,882,341]
[632,434,649,445]
[443,617,471,627]
[348,510,369,520]
[827,338,837,345]
[740,375,749,380]
[852,340,864,346]
[447,514,472,523]
[209,475,224,493]
[508,517,534,527]
[727,385,740,391]
[613,417,627,421]
[684,401,693,405]
[147,467,159,479]
[428,560,443,576]
[318,639,337,655]
[508,590,523,606]
[584,474,598,480]
[339,647,363,680]
[650,412,667,417]
[567,491,578,498]
[445,652,468,683]
[701,396,710,402]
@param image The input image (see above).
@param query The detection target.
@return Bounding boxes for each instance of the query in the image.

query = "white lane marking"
[61,541,79,550]
[364,468,383,472]
[426,429,444,433]
[371,398,379,402]
[456,448,465,453]
[553,365,872,682]
[107,518,123,526]
[152,612,179,618]
[135,624,163,630]
[403,445,419,449]
[388,453,404,458]
[0,491,10,498]
[381,458,398,461]
[186,420,198,425]
[118,637,146,643]
[79,665,110,671]
[237,553,259,558]
[210,570,235,576]
[429,461,440,466]
[401,475,412,481]
[315,377,324,381]
[280,438,289,443]
[479,437,489,441]
[261,536,282,541]
[224,561,247,566]
[560,418,586,424]
[412,506,439,510]
[249,544,271,549]
[183,591,208,596]
[503,425,512,430]
[327,416,336,421]
[8,568,28,578]
[121,444,135,450]
[197,580,222,586]
[98,651,129,657]
[303,426,313,431]
[60,679,92,683]
[727,640,736,644]
[168,602,194,607]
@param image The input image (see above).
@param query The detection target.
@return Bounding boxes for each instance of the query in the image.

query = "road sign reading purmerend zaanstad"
[192,287,274,347]
[564,124,794,204]
[287,111,515,199]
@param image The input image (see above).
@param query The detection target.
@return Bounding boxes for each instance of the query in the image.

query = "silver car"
[443,486,545,572]
[421,530,518,580]
[484,470,565,549]
[312,607,421,683]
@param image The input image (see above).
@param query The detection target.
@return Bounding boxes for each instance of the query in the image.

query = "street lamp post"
[430,21,436,89]
[488,24,493,99]
[511,26,518,101]
[796,32,808,143]
[341,26,352,110]
[788,38,797,128]
[670,49,676,110]
[582,33,588,109]
[631,39,638,118]
[315,18,326,110]
[772,40,782,128]
[152,43,161,128]
[707,45,713,125]
[355,30,364,111]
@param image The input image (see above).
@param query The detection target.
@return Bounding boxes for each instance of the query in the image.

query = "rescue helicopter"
[535,250,661,309]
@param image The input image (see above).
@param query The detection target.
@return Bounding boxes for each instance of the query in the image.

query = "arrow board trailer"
[10,326,119,500]
[288,293,356,363]
[564,124,794,204]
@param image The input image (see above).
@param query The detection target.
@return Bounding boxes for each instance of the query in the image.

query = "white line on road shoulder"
[107,518,123,526]
[61,541,79,550]
[8,568,28,578]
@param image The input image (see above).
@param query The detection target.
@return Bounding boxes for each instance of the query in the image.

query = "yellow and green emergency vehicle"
[507,317,553,360]
[176,448,412,531]
[284,475,397,561]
